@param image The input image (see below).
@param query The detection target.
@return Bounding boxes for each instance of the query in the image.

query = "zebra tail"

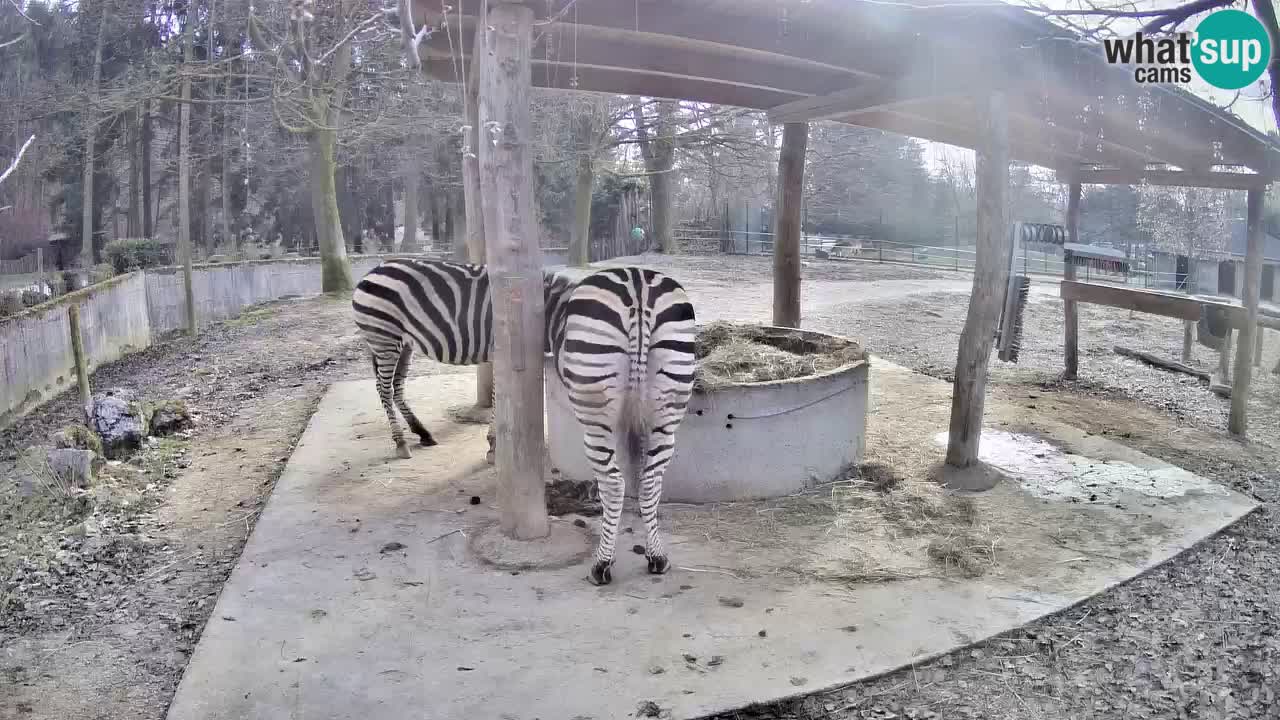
[620,355,649,491]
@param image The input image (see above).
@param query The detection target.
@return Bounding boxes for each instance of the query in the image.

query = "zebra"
[351,258,548,461]
[351,259,696,585]
[547,267,696,585]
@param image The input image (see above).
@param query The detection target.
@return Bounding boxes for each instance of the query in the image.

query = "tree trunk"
[479,1,547,540]
[444,192,455,250]
[945,92,1009,478]
[1064,182,1081,378]
[222,77,234,250]
[309,129,354,292]
[128,107,142,237]
[772,122,807,328]
[141,100,153,238]
[80,8,108,266]
[430,190,441,247]
[632,99,677,253]
[462,18,492,404]
[569,109,596,267]
[402,163,419,252]
[178,8,197,335]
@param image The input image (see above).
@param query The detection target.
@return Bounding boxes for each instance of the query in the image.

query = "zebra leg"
[638,392,689,575]
[372,350,412,459]
[393,344,436,447]
[583,431,625,586]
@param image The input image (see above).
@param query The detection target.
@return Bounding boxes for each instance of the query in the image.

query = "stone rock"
[90,391,145,459]
[52,423,104,456]
[46,448,102,489]
[143,399,193,436]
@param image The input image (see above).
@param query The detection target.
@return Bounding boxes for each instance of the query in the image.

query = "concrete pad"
[166,367,1258,720]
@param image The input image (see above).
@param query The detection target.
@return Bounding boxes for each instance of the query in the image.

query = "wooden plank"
[1114,346,1209,383]
[772,122,807,328]
[1068,168,1274,191]
[478,2,548,540]
[1063,183,1081,379]
[946,92,1009,477]
[1061,281,1207,322]
[1229,187,1265,436]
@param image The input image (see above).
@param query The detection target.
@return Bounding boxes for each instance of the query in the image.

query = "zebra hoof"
[647,554,670,575]
[588,560,613,586]
[485,450,495,465]
[395,443,412,460]
[418,434,437,447]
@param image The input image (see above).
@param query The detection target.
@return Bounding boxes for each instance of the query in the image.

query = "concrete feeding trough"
[545,324,870,503]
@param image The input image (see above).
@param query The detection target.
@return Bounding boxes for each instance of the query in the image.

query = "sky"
[924,0,1278,174]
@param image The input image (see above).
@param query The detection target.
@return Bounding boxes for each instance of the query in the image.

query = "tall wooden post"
[68,304,92,421]
[772,122,807,328]
[461,19,493,409]
[945,92,1009,475]
[1063,182,1081,379]
[1229,187,1265,436]
[479,2,548,540]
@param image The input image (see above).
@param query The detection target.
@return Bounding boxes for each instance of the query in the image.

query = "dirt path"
[1,295,370,720]
[3,255,1278,720]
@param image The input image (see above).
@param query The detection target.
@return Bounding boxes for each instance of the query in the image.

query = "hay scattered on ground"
[666,462,997,584]
[694,322,865,390]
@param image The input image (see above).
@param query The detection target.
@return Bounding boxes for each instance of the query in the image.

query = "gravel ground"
[3,254,1278,720]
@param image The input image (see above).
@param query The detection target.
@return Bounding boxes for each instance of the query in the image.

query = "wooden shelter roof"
[413,0,1280,185]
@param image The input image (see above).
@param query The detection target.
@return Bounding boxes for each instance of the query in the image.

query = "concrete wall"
[145,257,389,334]
[1,272,151,427]
[1,252,578,427]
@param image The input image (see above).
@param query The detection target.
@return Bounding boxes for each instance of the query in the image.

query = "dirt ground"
[3,254,1278,720]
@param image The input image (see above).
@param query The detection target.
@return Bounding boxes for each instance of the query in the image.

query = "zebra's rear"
[351,258,493,458]
[551,267,696,585]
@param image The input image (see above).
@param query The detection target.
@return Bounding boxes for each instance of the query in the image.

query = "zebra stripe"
[549,267,696,585]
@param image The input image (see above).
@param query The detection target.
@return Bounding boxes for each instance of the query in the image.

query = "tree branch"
[0,134,35,187]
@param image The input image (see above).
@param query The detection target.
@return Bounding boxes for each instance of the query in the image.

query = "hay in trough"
[693,322,865,390]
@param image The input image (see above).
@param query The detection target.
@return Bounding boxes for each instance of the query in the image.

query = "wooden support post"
[945,92,1009,478]
[461,19,493,410]
[1063,182,1081,379]
[1229,187,1265,436]
[68,304,92,421]
[479,2,548,540]
[1218,327,1233,381]
[772,122,807,328]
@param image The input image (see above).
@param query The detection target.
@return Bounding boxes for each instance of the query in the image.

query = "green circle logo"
[1192,9,1272,90]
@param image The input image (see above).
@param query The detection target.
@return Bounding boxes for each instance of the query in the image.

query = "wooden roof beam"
[1058,167,1276,191]
[837,109,1077,172]
[765,56,992,123]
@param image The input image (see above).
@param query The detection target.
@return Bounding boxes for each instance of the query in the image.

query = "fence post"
[68,304,92,421]
[36,247,44,276]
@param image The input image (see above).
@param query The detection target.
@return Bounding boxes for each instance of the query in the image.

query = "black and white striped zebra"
[547,267,696,585]
[352,259,695,585]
